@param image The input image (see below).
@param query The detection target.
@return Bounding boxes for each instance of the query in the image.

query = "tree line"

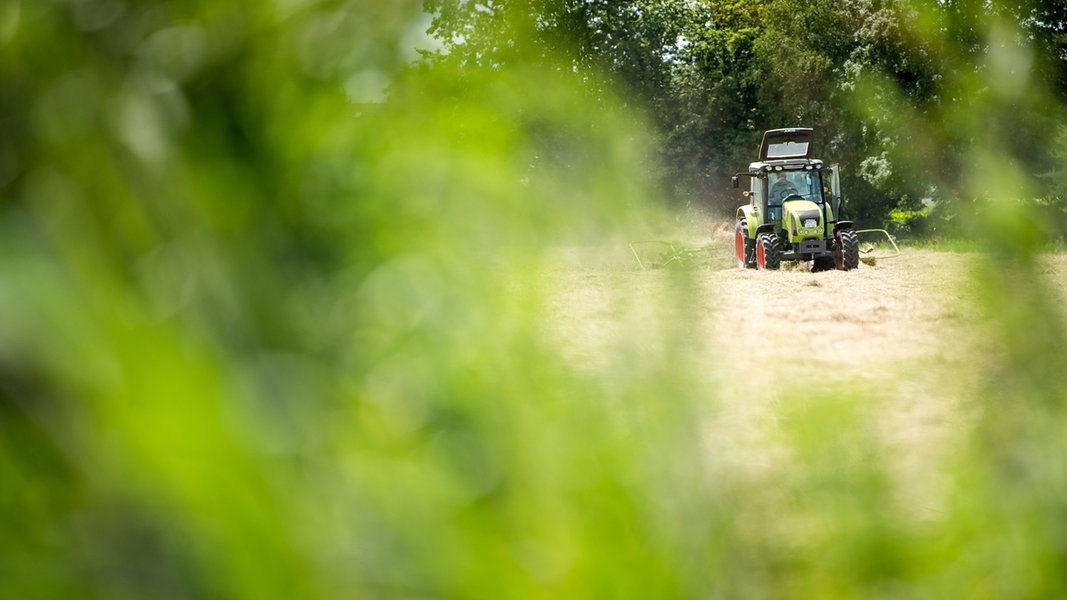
[420,0,1067,238]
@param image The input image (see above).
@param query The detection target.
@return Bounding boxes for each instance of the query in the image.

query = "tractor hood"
[759,128,814,160]
[783,199,821,221]
[783,199,824,239]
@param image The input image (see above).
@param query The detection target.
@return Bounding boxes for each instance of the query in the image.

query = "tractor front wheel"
[736,220,756,269]
[756,232,782,270]
[836,229,860,270]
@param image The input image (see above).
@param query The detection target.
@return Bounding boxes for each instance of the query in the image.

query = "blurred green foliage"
[1,0,1067,598]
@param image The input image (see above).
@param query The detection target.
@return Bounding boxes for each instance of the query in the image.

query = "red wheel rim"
[736,231,745,267]
[756,240,766,270]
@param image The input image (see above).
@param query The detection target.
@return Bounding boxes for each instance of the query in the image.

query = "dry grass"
[541,230,1005,525]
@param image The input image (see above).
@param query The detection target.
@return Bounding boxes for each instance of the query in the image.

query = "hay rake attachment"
[855,229,901,264]
[630,229,898,270]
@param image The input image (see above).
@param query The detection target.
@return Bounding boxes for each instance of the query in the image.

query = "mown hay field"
[543,223,1067,538]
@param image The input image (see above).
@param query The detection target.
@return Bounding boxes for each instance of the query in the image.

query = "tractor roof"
[759,128,814,161]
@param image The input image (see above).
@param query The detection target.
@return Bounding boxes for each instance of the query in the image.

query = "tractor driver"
[770,172,798,201]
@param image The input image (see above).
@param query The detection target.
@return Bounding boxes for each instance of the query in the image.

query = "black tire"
[837,228,860,271]
[756,232,782,270]
[735,220,756,269]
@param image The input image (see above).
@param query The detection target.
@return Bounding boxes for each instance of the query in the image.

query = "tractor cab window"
[769,171,824,203]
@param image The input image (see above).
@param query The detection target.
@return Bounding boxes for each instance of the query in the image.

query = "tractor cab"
[732,128,829,228]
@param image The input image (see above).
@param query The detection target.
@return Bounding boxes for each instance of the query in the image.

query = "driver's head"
[776,173,787,182]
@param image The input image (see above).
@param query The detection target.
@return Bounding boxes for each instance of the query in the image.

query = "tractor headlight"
[803,218,818,228]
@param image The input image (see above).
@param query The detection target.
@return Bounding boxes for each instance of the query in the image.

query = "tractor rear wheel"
[736,220,756,269]
[837,229,860,270]
[756,232,782,270]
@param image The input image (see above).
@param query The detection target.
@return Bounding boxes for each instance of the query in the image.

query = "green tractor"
[733,128,860,271]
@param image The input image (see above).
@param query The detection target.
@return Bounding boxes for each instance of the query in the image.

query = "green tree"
[655,1,765,209]
[419,0,1067,230]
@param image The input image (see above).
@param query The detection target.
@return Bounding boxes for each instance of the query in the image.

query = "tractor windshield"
[769,170,825,204]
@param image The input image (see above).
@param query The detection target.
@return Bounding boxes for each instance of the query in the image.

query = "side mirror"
[731,176,739,189]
